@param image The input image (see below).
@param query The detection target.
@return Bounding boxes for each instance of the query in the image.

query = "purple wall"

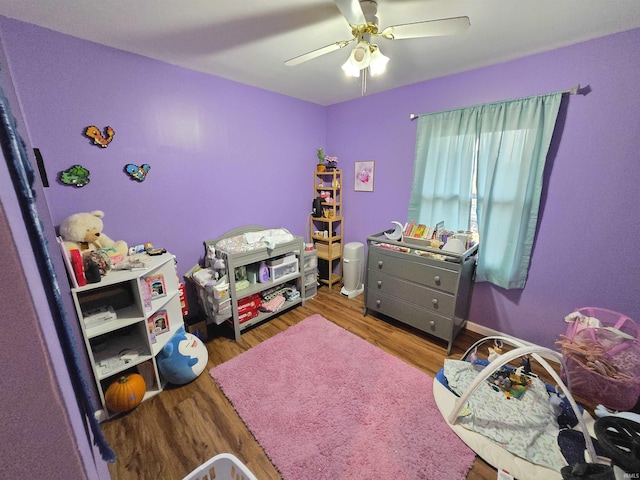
[0,29,106,478]
[0,202,87,479]
[329,28,640,348]
[0,18,325,284]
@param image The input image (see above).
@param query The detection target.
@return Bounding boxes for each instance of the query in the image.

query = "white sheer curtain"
[408,92,563,289]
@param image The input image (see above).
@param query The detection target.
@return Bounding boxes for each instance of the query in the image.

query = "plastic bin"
[182,453,257,480]
[303,253,317,270]
[305,282,317,299]
[304,271,317,286]
[268,257,298,281]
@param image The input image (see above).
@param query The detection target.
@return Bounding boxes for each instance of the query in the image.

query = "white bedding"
[443,359,568,472]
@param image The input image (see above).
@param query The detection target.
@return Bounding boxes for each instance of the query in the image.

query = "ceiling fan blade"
[284,39,353,66]
[333,0,367,26]
[380,16,470,40]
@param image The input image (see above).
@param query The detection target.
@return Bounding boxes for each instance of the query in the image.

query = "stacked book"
[403,220,444,241]
[82,305,117,328]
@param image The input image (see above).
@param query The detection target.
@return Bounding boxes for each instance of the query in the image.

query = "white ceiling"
[1,0,640,106]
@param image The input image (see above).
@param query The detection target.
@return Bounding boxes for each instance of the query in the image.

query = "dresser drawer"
[368,248,458,293]
[367,270,455,315]
[366,291,453,341]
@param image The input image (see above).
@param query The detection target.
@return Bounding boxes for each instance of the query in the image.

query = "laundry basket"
[558,307,640,411]
[182,453,258,480]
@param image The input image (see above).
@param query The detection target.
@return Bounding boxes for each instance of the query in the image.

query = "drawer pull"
[377,260,383,268]
[429,320,436,327]
[432,298,438,306]
[434,275,441,283]
[377,280,382,288]
[376,299,381,307]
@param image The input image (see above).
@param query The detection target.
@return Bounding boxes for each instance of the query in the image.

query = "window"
[409,93,563,289]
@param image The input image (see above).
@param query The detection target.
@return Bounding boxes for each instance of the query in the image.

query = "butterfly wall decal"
[125,163,151,182]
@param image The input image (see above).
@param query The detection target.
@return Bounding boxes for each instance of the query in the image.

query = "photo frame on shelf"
[354,160,375,192]
[149,310,170,337]
[147,316,157,344]
[146,274,166,299]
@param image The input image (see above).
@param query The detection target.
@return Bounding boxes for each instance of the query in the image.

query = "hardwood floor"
[101,287,509,480]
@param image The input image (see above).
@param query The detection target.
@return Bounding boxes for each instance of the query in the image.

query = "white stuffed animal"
[59,210,128,258]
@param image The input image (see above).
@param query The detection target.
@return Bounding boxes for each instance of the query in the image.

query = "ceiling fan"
[285,0,470,81]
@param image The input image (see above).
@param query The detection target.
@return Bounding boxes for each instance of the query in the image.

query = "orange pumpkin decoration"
[104,373,147,413]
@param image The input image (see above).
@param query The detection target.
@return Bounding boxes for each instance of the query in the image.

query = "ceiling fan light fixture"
[369,47,389,76]
[349,40,372,70]
[341,58,360,77]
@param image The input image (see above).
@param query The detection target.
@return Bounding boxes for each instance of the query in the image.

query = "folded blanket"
[259,295,286,313]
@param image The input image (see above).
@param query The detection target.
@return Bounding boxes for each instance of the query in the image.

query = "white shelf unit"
[71,253,184,421]
[203,226,306,340]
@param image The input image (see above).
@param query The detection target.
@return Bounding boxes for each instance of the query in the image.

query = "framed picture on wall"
[354,160,375,192]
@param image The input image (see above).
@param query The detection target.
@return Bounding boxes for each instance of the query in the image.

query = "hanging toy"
[125,163,151,182]
[84,125,115,147]
[60,164,90,187]
[488,339,503,362]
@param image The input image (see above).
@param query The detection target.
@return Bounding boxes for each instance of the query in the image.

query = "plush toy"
[59,210,128,257]
[157,327,208,385]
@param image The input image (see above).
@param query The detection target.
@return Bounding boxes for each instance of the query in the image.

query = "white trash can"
[341,242,364,298]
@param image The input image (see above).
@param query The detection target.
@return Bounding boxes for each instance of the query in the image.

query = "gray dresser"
[364,231,477,354]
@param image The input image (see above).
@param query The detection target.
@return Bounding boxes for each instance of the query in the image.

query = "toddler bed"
[433,336,600,480]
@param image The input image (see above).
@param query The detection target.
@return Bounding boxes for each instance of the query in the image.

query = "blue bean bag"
[157,327,208,385]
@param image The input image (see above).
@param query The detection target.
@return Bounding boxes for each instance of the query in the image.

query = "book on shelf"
[112,258,147,271]
[136,361,156,390]
[414,224,426,237]
[402,222,441,241]
[56,236,78,288]
[70,248,87,286]
[148,310,170,344]
[425,226,435,240]
[146,274,167,299]
[82,305,117,328]
[147,316,156,344]
[139,277,153,313]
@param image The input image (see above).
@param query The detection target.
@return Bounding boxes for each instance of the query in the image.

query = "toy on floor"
[59,210,128,258]
[488,345,503,362]
[157,327,208,385]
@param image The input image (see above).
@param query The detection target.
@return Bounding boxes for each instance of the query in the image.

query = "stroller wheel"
[594,416,640,474]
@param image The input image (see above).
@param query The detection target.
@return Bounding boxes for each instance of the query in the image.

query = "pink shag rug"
[210,314,475,479]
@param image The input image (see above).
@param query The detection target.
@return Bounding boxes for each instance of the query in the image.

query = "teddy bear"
[59,210,128,258]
